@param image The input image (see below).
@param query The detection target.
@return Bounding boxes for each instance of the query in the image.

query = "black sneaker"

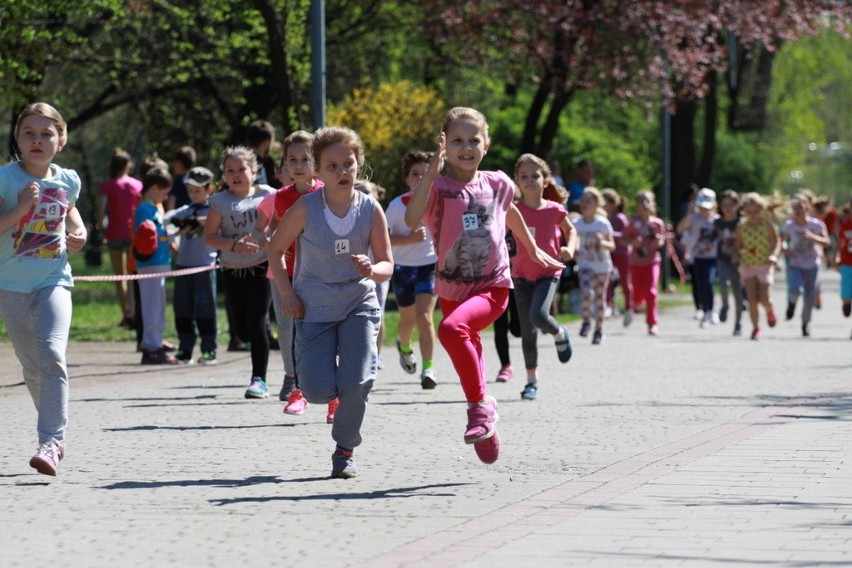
[844,303,851,318]
[175,349,193,364]
[785,302,795,320]
[198,351,218,365]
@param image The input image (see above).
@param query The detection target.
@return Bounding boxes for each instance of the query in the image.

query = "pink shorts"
[739,264,774,284]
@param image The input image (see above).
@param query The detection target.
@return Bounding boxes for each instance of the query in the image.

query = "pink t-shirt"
[424,171,514,301]
[625,215,665,266]
[100,175,142,241]
[512,200,567,281]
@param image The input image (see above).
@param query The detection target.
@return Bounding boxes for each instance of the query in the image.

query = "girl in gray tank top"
[268,127,393,479]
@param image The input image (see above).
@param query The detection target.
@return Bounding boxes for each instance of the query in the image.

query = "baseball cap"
[695,188,716,209]
[184,167,214,187]
[133,220,158,261]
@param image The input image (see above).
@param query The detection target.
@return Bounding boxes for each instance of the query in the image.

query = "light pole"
[310,0,326,129]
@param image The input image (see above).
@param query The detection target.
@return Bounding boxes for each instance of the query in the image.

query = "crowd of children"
[4,101,849,481]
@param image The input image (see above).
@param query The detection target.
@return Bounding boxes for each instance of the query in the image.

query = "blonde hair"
[15,102,67,145]
[220,145,259,175]
[740,192,768,211]
[582,186,608,218]
[601,188,624,213]
[442,107,489,141]
[312,126,365,170]
[635,190,657,215]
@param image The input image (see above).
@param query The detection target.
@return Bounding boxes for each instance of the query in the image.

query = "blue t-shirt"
[567,180,586,208]
[134,200,171,267]
[0,162,81,293]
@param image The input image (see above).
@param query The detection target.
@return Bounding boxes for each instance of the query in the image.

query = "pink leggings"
[438,287,509,404]
[631,263,660,325]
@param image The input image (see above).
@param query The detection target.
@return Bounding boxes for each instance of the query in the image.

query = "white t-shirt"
[386,193,436,267]
[574,215,613,274]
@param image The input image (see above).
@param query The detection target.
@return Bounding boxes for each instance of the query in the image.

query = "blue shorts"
[841,265,852,300]
[391,264,436,307]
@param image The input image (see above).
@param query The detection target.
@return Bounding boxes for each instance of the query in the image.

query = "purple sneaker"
[30,441,65,477]
[474,430,500,464]
[464,396,498,444]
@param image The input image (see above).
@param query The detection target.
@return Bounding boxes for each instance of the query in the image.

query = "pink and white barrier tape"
[74,265,216,282]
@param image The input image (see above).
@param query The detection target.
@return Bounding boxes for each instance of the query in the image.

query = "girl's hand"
[350,254,374,278]
[18,182,39,210]
[409,226,428,243]
[66,228,87,253]
[428,132,446,176]
[531,247,565,270]
[281,292,304,319]
[235,236,260,255]
[559,245,574,262]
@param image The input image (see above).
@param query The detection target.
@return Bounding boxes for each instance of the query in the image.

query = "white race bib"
[335,239,350,255]
[462,212,479,231]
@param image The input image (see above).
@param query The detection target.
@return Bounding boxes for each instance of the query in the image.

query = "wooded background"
[1,0,849,223]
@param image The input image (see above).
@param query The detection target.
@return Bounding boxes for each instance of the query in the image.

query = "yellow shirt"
[739,218,773,266]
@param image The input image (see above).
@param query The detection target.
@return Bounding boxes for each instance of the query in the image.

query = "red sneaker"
[284,389,309,415]
[766,308,777,328]
[326,398,339,424]
[474,430,500,464]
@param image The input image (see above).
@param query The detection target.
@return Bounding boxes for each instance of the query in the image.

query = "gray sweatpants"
[137,264,169,351]
[0,285,72,445]
[295,307,380,450]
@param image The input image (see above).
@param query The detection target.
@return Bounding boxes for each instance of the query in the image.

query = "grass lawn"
[0,251,691,344]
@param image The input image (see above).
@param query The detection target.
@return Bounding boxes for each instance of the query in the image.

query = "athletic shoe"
[495,364,513,383]
[161,340,177,352]
[710,311,720,325]
[767,307,778,328]
[694,309,704,321]
[141,348,178,365]
[473,430,500,464]
[420,369,437,390]
[464,396,498,444]
[844,303,851,318]
[326,398,339,424]
[733,323,742,336]
[396,339,417,374]
[377,355,385,370]
[579,320,591,337]
[244,378,269,399]
[815,294,822,310]
[331,448,357,479]
[699,313,710,328]
[623,310,633,327]
[802,324,811,337]
[520,383,538,400]
[175,349,193,364]
[591,329,604,345]
[278,375,297,401]
[284,389,308,415]
[751,328,762,341]
[648,324,658,336]
[719,305,729,323]
[198,351,218,365]
[30,441,65,477]
[785,302,795,320]
[555,326,573,362]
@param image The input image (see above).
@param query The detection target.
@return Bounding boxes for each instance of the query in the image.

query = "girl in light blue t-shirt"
[0,103,87,477]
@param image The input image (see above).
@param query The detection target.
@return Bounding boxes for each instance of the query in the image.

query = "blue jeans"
[692,258,717,313]
[787,265,819,325]
[173,267,217,354]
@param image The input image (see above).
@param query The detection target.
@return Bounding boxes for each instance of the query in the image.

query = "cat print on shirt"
[441,191,496,281]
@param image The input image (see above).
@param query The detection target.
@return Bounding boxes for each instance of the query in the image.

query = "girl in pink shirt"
[405,108,562,464]
[512,154,577,401]
[624,190,666,335]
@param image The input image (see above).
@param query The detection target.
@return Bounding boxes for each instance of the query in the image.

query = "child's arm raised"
[507,203,564,269]
[269,199,307,319]
[405,133,445,229]
[0,182,38,235]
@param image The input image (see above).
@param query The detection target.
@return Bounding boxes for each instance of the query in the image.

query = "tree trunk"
[536,88,574,158]
[670,99,698,221]
[520,75,552,154]
[253,0,297,132]
[697,72,717,186]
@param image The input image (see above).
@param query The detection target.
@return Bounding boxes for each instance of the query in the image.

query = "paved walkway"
[1,271,850,567]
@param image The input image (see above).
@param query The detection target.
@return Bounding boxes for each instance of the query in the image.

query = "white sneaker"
[710,312,720,325]
[396,340,417,374]
[694,309,704,321]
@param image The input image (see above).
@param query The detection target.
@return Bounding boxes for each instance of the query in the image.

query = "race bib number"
[335,239,350,255]
[462,212,479,231]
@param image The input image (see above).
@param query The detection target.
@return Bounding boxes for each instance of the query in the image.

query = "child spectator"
[714,189,744,335]
[0,102,87,475]
[781,193,830,336]
[167,145,196,211]
[246,119,278,187]
[624,191,666,335]
[602,188,632,326]
[134,166,178,365]
[386,151,440,389]
[677,187,720,327]
[97,148,142,328]
[836,199,852,333]
[574,187,615,344]
[735,192,780,340]
[512,153,577,399]
[204,146,275,397]
[404,107,562,464]
[166,167,218,364]
[269,126,393,478]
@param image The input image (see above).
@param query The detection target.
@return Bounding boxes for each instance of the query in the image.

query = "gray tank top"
[294,189,379,322]
[208,185,275,268]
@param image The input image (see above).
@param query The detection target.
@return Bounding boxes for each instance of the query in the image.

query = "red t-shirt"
[512,200,568,281]
[100,175,142,241]
[838,216,852,266]
[274,180,323,275]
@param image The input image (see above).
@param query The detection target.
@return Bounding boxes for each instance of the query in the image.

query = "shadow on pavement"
[208,482,473,506]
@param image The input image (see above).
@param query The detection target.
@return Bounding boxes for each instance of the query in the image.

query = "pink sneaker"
[495,364,513,383]
[284,390,309,415]
[464,396,498,444]
[474,430,500,464]
[326,398,339,424]
[30,441,65,477]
